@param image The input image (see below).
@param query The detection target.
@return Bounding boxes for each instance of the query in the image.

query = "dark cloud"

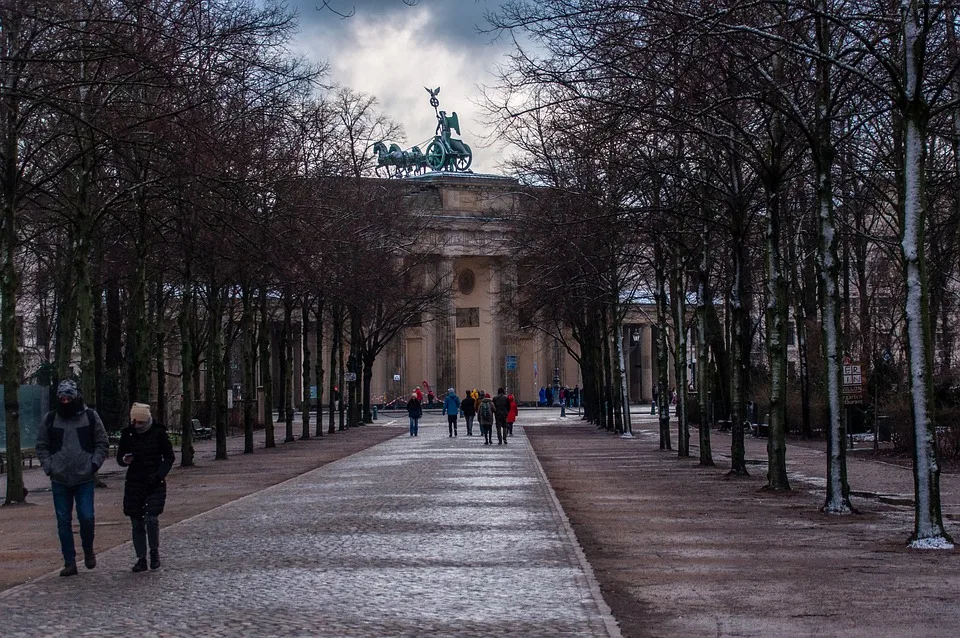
[289,0,501,56]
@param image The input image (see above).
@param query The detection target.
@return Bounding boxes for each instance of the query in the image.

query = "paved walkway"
[0,416,620,637]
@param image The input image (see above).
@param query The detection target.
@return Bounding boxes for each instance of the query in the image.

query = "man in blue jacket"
[443,388,461,437]
[35,380,109,577]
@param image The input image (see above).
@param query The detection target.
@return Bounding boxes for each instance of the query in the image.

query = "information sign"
[841,361,866,404]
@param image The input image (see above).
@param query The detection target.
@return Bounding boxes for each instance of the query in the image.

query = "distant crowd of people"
[405,386,518,445]
[537,384,580,408]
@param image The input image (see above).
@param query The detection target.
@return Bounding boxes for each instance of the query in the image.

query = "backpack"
[479,400,492,422]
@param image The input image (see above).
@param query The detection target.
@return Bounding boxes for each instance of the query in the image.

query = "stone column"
[434,257,457,393]
[488,259,504,391]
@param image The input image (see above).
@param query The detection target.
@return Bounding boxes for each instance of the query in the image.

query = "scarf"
[134,417,153,434]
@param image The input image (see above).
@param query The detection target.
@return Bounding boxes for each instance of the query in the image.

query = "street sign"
[505,355,517,371]
[842,361,866,404]
[345,372,357,382]
[393,374,401,382]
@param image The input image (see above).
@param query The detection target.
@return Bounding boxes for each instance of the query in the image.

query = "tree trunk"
[599,308,615,432]
[300,297,311,440]
[282,293,294,442]
[1,159,23,504]
[900,3,951,547]
[314,298,325,437]
[728,235,749,477]
[154,280,167,425]
[259,286,275,449]
[209,286,227,460]
[362,348,375,424]
[241,286,254,454]
[654,242,671,449]
[763,173,790,491]
[328,305,340,434]
[75,239,96,406]
[613,314,631,435]
[696,219,714,466]
[670,249,689,457]
[815,4,851,512]
[338,309,346,431]
[128,211,150,405]
[348,306,361,427]
[179,280,195,467]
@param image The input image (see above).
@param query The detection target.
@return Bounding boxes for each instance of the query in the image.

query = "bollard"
[372,406,378,421]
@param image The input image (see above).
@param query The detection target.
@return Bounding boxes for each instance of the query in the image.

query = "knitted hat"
[130,402,152,423]
[57,379,79,400]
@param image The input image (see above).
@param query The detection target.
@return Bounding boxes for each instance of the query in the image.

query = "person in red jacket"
[506,393,518,436]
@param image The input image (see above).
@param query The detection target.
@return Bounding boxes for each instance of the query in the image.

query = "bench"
[751,421,770,437]
[0,448,36,474]
[717,420,732,431]
[191,418,212,440]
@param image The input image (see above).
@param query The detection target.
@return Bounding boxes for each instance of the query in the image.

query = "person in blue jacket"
[443,388,461,437]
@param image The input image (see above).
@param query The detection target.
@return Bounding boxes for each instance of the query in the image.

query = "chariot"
[372,86,473,178]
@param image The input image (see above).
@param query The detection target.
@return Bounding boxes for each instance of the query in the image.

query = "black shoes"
[150,552,161,570]
[84,552,96,569]
[60,563,78,577]
[132,558,148,573]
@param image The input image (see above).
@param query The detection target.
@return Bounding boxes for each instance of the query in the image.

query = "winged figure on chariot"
[372,86,473,178]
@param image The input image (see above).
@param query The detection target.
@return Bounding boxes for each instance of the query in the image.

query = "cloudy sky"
[287,0,515,174]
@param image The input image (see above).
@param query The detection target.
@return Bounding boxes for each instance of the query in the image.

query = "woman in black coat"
[406,393,422,437]
[117,402,175,572]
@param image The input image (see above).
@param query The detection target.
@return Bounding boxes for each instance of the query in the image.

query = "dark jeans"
[131,515,160,559]
[495,416,507,443]
[51,480,96,564]
[480,422,492,443]
[465,415,475,435]
[409,417,419,436]
[448,414,458,436]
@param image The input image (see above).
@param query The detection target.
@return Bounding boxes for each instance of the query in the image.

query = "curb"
[521,425,625,638]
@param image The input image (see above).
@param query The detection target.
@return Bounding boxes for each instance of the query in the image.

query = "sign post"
[841,357,867,448]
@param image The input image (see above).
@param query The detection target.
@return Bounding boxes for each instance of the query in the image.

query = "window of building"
[456,307,480,328]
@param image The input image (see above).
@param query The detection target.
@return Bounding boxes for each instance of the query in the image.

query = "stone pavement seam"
[0,429,408,602]
[520,425,625,638]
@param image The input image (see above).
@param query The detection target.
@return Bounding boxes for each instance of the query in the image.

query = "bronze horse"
[372,141,428,177]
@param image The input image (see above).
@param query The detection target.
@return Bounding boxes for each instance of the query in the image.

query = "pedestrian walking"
[506,393,518,436]
[493,387,510,445]
[538,386,546,406]
[651,384,658,414]
[478,392,495,445]
[573,384,581,408]
[444,388,461,437]
[117,403,175,572]
[462,389,477,435]
[406,392,422,436]
[34,379,109,577]
[545,386,554,406]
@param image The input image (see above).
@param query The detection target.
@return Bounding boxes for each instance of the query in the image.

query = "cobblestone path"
[0,419,620,637]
